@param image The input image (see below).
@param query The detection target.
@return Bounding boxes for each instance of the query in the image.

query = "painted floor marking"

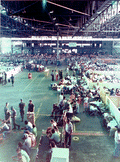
[42,129,105,136]
[35,103,42,121]
[23,75,38,92]
[36,76,45,87]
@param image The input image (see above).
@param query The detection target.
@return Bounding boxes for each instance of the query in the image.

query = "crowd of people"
[1,51,120,161]
[0,99,37,162]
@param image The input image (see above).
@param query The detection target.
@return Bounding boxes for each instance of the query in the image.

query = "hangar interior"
[1,1,120,162]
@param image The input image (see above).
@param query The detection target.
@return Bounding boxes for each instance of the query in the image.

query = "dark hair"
[51,129,55,134]
[67,118,70,123]
[18,142,23,148]
[118,128,120,133]
[54,126,57,130]
[25,120,28,125]
[63,96,66,100]
[50,141,56,148]
[33,124,36,128]
[16,147,21,152]
[51,119,54,123]
[24,130,30,134]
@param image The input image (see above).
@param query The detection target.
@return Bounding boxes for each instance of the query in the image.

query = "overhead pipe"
[47,0,90,16]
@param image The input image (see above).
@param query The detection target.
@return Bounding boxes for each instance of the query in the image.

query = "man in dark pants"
[28,100,34,112]
[11,74,14,86]
[19,99,25,122]
[11,106,20,130]
[4,72,7,85]
[64,118,73,148]
[51,70,54,81]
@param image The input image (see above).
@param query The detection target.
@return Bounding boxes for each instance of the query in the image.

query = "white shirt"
[24,137,32,148]
[114,131,120,144]
[59,95,63,103]
[65,122,73,134]
[21,149,30,162]
[51,122,57,129]
[67,104,73,113]
[84,97,89,103]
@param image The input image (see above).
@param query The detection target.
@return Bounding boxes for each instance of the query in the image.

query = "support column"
[0,38,2,54]
[31,43,34,55]
[11,41,13,54]
[57,32,59,60]
[21,42,23,54]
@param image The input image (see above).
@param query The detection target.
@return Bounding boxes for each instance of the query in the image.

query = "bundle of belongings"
[88,100,107,116]
[51,76,77,94]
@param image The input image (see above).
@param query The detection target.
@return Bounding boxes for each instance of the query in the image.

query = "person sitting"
[110,88,115,96]
[24,130,36,147]
[12,147,30,162]
[21,120,33,133]
[0,120,9,133]
[115,88,120,96]
[49,129,61,146]
[32,124,37,137]
[46,119,58,136]
[18,141,31,156]
[23,134,32,153]
[0,120,11,138]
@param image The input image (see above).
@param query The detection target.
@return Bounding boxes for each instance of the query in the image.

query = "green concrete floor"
[0,66,119,162]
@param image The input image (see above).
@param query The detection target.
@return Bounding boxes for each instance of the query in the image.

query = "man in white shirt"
[24,120,33,132]
[59,92,64,104]
[64,118,73,148]
[24,134,32,149]
[66,103,73,119]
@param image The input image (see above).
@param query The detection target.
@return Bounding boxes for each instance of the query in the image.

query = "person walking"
[64,118,73,148]
[19,99,25,122]
[11,106,20,130]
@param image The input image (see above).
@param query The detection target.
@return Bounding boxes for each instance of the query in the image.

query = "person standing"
[28,100,35,112]
[11,106,20,130]
[19,99,26,122]
[5,109,12,131]
[64,118,73,148]
[11,74,14,86]
[4,102,9,119]
[113,128,120,157]
[51,70,54,81]
[55,70,58,81]
[4,72,7,85]
[66,66,69,76]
